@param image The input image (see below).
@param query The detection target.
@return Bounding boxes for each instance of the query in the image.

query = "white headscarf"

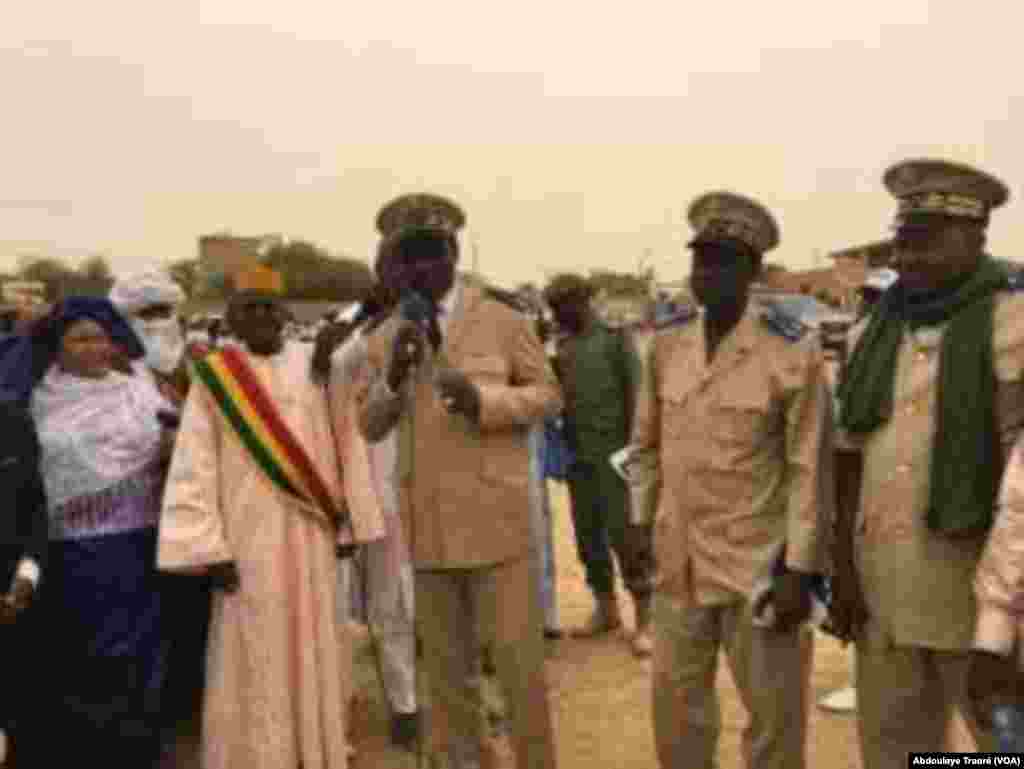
[109,269,186,314]
[109,270,187,374]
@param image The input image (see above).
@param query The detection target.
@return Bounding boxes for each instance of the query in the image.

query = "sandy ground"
[170,479,975,767]
[346,481,927,769]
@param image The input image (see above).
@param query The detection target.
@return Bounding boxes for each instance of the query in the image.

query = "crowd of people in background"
[1,156,1023,769]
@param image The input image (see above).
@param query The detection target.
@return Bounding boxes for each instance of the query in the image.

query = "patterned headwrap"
[0,296,145,405]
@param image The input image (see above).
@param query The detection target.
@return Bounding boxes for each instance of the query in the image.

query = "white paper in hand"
[609,446,638,483]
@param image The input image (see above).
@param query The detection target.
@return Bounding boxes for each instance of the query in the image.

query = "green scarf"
[838,257,1008,536]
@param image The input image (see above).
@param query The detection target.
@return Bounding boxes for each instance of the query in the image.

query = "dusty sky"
[3,1,1023,287]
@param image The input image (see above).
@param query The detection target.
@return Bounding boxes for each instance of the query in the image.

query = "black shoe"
[544,627,564,640]
[390,711,420,752]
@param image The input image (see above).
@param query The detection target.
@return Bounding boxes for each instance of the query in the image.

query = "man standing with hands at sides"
[0,401,47,767]
[831,160,1024,767]
[356,193,562,769]
[158,268,355,769]
[629,192,830,769]
[542,274,653,657]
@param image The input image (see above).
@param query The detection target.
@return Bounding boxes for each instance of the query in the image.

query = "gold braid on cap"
[898,191,988,220]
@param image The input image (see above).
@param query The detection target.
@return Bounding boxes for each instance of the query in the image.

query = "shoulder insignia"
[1004,267,1024,292]
[653,306,698,330]
[759,301,808,343]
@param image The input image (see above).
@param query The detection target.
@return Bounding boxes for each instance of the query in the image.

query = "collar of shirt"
[437,280,461,335]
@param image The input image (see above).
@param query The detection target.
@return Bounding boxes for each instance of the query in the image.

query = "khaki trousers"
[855,620,993,769]
[416,555,557,769]
[652,595,810,769]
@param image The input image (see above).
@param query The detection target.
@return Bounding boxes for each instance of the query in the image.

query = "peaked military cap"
[687,191,780,255]
[375,193,466,240]
[884,159,1010,228]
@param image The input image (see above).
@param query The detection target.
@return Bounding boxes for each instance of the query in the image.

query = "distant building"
[196,233,284,295]
[753,267,855,309]
[827,240,894,306]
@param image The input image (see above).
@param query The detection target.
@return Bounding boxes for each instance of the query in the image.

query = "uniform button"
[897,463,912,473]
[915,352,929,363]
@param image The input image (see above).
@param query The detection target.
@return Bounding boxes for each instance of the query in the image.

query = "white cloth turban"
[109,269,186,314]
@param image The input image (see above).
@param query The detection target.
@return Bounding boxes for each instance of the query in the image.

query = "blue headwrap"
[0,296,145,406]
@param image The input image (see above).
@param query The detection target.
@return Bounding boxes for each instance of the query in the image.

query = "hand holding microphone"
[387,323,426,392]
[435,367,481,424]
[387,291,440,392]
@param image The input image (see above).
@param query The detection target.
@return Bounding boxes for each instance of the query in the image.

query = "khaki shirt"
[631,308,829,607]
[848,290,1024,650]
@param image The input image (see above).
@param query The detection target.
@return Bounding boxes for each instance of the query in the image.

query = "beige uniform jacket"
[356,283,563,569]
[630,308,830,607]
[846,290,1024,650]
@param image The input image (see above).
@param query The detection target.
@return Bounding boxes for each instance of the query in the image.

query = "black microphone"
[398,290,442,351]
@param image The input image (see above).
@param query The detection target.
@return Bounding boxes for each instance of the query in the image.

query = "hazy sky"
[3,1,1023,287]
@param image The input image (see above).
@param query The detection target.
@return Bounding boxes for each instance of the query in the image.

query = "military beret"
[375,193,466,240]
[884,159,1009,228]
[543,274,594,305]
[687,191,780,255]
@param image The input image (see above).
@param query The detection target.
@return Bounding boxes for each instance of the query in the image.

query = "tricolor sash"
[192,347,343,529]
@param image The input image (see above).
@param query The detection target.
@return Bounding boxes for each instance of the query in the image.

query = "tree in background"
[167,258,201,298]
[15,255,114,299]
[261,239,373,302]
[587,268,653,298]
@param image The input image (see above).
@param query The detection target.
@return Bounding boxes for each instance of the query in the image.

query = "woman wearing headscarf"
[0,297,176,767]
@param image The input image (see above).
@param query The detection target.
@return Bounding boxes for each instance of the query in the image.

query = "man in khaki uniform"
[630,191,830,769]
[355,193,562,769]
[832,159,1024,768]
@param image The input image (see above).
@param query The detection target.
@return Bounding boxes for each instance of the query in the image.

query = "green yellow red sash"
[191,347,340,528]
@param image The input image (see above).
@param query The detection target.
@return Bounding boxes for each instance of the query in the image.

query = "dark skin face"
[689,240,761,362]
[549,295,594,336]
[58,319,116,378]
[689,241,760,314]
[227,295,286,356]
[891,218,986,293]
[390,232,458,302]
[135,303,175,321]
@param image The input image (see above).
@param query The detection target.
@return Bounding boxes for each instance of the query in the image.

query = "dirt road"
[347,481,889,768]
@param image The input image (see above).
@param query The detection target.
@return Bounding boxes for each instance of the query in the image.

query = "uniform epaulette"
[758,301,808,343]
[1004,267,1024,292]
[653,307,698,330]
[483,286,531,314]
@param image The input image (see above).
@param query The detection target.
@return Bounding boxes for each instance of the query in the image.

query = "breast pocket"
[660,391,691,440]
[713,387,772,446]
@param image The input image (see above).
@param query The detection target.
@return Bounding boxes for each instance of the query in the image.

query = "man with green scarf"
[832,158,1024,768]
